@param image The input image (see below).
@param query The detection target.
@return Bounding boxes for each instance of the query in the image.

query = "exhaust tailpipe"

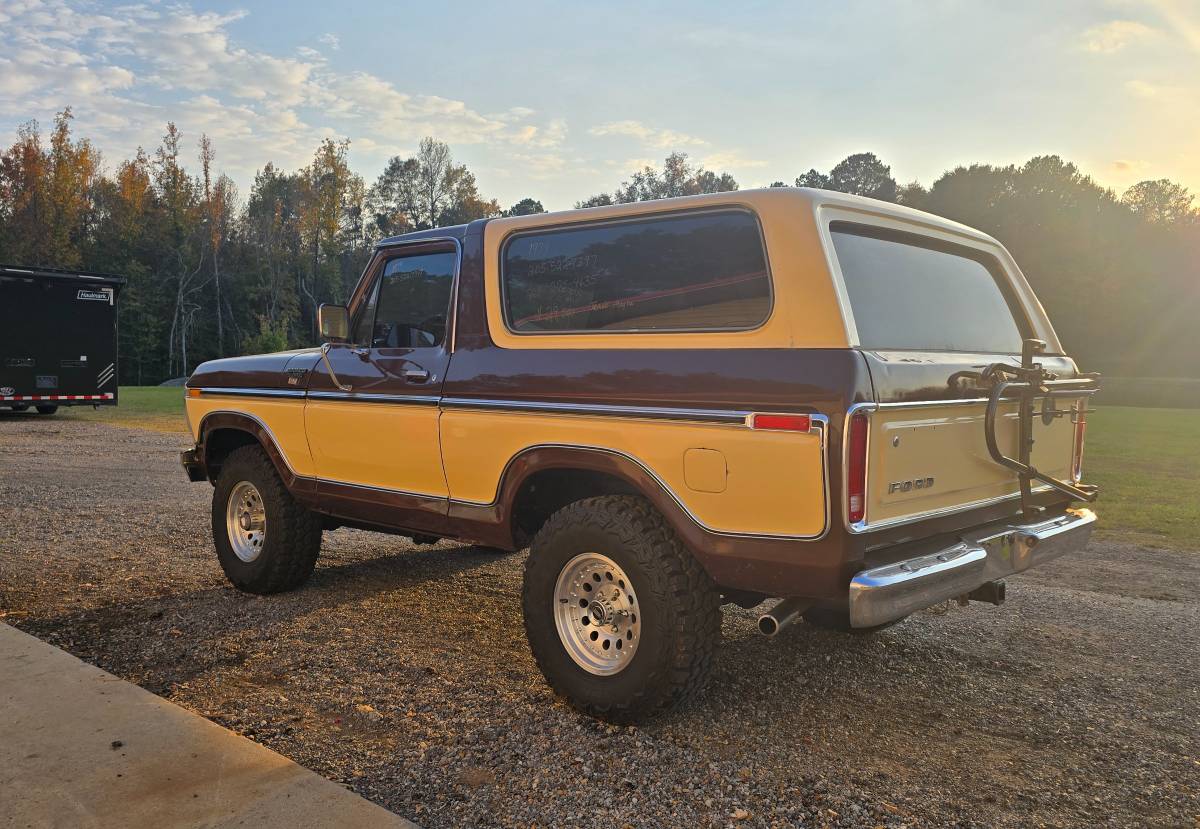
[757,597,810,637]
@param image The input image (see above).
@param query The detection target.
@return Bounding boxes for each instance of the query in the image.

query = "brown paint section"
[441,347,866,412]
[187,351,320,391]
[314,480,451,538]
[863,350,1080,403]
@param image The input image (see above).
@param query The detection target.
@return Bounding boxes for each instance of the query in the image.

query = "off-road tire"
[523,495,721,723]
[802,606,903,634]
[212,444,322,594]
[35,405,57,415]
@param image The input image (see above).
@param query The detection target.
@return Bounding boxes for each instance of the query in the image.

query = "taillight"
[846,412,869,525]
[1071,402,1087,483]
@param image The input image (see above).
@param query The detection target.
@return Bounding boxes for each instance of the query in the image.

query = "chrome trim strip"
[440,397,755,425]
[851,487,1057,533]
[194,387,306,399]
[307,391,441,406]
[876,395,1073,410]
[451,420,831,542]
[842,402,877,532]
[877,397,990,408]
[195,388,823,426]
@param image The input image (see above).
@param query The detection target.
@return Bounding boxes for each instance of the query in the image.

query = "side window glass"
[371,251,456,349]
[501,209,770,333]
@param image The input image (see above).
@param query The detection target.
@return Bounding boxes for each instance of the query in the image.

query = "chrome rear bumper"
[847,508,1096,628]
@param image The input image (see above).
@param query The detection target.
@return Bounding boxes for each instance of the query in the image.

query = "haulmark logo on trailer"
[77,288,114,304]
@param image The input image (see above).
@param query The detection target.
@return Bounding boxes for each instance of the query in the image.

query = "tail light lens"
[750,413,812,432]
[1071,402,1087,483]
[846,412,869,524]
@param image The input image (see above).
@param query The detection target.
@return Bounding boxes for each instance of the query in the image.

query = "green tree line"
[1,111,1195,382]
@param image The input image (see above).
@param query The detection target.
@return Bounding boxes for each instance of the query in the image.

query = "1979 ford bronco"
[182,187,1099,721]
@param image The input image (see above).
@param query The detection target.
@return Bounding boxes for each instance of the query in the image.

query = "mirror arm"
[320,343,353,392]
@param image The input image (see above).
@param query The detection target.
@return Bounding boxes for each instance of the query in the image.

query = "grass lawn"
[50,391,1199,550]
[1082,406,1199,549]
[56,386,188,434]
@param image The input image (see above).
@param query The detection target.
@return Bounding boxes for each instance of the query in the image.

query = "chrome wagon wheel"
[225,481,266,563]
[553,552,642,676]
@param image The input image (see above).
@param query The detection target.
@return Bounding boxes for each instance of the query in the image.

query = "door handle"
[350,347,370,361]
[403,369,431,383]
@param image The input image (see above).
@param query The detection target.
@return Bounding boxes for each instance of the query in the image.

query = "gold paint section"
[866,400,1080,524]
[441,410,826,537]
[304,399,447,496]
[186,396,316,478]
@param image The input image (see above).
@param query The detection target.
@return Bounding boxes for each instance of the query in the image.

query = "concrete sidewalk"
[0,624,415,828]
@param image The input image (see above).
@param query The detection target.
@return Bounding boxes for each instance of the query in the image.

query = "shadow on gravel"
[16,542,507,690]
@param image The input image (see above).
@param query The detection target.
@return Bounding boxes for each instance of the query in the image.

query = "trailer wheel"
[9,404,29,412]
[212,444,322,594]
[35,405,58,415]
[522,495,721,723]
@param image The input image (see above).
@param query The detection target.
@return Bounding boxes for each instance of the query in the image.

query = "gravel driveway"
[1,415,1197,828]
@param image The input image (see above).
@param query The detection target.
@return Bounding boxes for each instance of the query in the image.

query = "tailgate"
[863,396,1083,527]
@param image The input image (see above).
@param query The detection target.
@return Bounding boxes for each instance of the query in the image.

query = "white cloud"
[512,118,567,149]
[0,0,568,189]
[589,120,709,149]
[1079,20,1154,53]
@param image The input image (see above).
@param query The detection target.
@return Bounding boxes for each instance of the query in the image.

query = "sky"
[0,0,1197,211]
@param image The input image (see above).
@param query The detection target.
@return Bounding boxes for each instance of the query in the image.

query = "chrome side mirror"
[318,303,349,343]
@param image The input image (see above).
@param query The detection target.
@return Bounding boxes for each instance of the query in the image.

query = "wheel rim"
[553,552,641,676]
[226,481,266,563]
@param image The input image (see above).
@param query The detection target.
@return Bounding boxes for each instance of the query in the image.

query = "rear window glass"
[501,209,771,333]
[830,225,1025,353]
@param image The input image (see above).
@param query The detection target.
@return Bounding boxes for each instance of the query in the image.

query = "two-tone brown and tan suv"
[182,187,1099,721]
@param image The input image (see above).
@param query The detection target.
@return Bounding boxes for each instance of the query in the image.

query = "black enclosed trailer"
[0,265,126,414]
